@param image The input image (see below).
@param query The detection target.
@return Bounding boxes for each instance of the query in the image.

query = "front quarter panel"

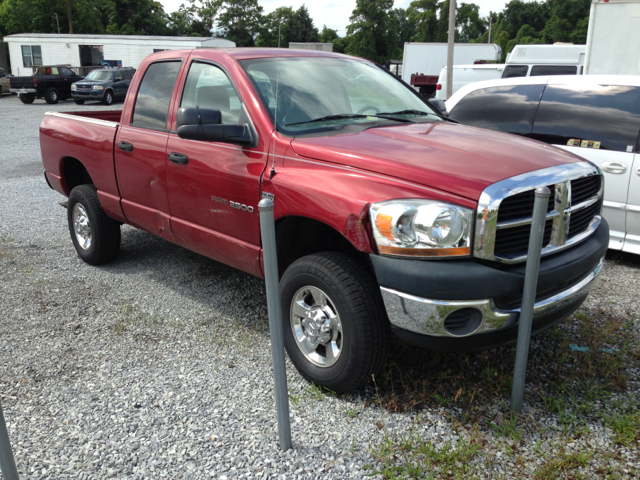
[269,148,477,254]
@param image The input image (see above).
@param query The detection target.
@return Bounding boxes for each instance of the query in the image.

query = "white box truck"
[584,0,640,75]
[401,42,501,97]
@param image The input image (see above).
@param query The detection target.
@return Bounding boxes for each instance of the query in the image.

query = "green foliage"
[346,0,402,64]
[256,4,319,47]
[216,0,263,46]
[319,25,339,44]
[168,0,223,37]
[288,5,319,43]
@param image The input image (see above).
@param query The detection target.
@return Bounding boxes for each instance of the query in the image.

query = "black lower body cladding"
[370,219,609,351]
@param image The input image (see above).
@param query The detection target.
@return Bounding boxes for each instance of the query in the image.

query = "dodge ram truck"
[40,49,608,393]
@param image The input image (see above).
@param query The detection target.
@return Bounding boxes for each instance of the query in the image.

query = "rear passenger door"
[114,60,182,240]
[531,83,640,250]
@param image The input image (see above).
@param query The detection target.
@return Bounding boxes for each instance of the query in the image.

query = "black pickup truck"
[10,65,84,104]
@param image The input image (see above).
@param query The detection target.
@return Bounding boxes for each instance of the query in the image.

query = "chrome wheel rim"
[106,93,112,103]
[72,203,91,250]
[290,286,343,367]
[51,91,57,101]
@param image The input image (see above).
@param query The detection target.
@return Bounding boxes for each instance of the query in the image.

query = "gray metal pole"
[258,198,292,451]
[0,401,19,480]
[446,0,456,100]
[511,186,550,414]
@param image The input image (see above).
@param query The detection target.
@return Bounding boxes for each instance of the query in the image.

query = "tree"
[104,0,169,35]
[346,0,402,63]
[216,0,263,46]
[288,5,319,42]
[392,8,416,51]
[319,25,339,43]
[168,0,222,36]
[541,0,590,43]
[255,6,295,47]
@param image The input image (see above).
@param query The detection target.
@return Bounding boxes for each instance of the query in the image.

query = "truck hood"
[74,80,107,86]
[290,122,584,201]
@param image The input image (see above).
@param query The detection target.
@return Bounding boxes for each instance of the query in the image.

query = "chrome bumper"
[380,258,604,338]
[11,88,36,94]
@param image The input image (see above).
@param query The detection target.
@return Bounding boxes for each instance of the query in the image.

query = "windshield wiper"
[376,109,434,116]
[286,113,412,126]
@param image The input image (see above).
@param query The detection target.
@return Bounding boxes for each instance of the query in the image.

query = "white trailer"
[401,42,501,96]
[3,34,235,77]
[584,0,640,75]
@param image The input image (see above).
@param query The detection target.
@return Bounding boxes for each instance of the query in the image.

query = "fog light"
[443,308,483,336]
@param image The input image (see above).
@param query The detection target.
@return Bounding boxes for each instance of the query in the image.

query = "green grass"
[534,448,592,480]
[366,430,483,479]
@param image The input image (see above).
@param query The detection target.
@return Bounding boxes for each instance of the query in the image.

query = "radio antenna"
[270,24,281,180]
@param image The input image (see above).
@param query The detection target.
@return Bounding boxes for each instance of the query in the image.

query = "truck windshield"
[240,57,441,136]
[86,70,114,81]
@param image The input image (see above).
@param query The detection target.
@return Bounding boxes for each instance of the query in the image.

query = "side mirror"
[176,107,254,146]
[427,98,449,117]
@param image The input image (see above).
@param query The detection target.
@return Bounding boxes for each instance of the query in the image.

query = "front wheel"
[102,90,113,106]
[67,185,121,265]
[280,252,389,393]
[45,87,59,104]
[19,93,35,104]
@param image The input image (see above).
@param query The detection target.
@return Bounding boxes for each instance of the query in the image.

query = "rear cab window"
[502,65,528,78]
[449,84,545,135]
[531,84,640,152]
[131,61,181,130]
[530,65,577,76]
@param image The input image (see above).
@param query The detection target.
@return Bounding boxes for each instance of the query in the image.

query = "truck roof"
[152,48,355,62]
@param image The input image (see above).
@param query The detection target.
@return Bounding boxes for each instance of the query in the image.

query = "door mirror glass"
[427,98,448,116]
[176,107,253,146]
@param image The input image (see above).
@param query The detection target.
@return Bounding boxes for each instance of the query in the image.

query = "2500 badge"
[211,195,254,213]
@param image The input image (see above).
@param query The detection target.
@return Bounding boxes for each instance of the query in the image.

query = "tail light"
[436,84,442,90]
[33,78,37,86]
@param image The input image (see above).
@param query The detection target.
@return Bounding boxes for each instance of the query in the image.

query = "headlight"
[370,200,473,258]
[71,84,77,90]
[92,85,104,90]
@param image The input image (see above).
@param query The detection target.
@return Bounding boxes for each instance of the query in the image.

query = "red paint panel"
[165,136,267,267]
[120,199,175,243]
[115,126,171,234]
[170,217,262,277]
[39,114,120,197]
[290,122,584,201]
[64,110,123,123]
[97,190,126,223]
[44,171,64,197]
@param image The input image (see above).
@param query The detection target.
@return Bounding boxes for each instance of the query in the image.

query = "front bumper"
[72,90,105,99]
[371,218,609,351]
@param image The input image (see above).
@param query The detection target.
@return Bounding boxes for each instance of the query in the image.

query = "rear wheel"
[67,185,121,265]
[19,93,35,104]
[102,90,113,106]
[74,99,85,105]
[45,87,59,104]
[280,252,389,393]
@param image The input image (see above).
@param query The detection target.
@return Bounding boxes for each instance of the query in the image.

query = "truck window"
[60,67,75,76]
[180,62,242,125]
[531,84,640,152]
[122,70,132,80]
[131,61,181,131]
[36,67,59,75]
[449,84,545,135]
[530,65,577,76]
[502,65,528,78]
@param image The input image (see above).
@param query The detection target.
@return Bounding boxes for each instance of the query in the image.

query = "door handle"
[168,152,189,165]
[118,141,134,152]
[636,167,640,177]
[602,162,627,174]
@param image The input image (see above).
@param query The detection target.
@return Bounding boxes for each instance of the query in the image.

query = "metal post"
[258,198,292,451]
[446,0,456,100]
[488,13,492,44]
[511,186,550,414]
[0,401,19,480]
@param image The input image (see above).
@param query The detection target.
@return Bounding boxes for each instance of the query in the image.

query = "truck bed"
[40,110,126,223]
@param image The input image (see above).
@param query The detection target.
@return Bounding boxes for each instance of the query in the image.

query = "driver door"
[165,60,267,276]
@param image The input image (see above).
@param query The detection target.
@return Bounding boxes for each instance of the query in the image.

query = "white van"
[435,64,505,99]
[503,44,585,78]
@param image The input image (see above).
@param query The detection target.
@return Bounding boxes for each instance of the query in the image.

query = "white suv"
[445,75,640,255]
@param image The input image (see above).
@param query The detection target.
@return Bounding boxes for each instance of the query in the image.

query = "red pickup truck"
[40,49,608,392]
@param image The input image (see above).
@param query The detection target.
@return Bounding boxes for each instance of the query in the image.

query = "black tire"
[280,252,389,393]
[44,87,59,104]
[19,93,35,104]
[67,185,121,265]
[74,99,85,105]
[102,90,113,106]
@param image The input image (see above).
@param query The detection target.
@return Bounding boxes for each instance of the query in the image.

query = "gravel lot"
[0,94,638,479]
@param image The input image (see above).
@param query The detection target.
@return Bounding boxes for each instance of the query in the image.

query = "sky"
[159,0,510,36]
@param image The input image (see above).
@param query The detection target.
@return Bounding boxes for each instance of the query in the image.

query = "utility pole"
[66,0,73,34]
[278,22,281,48]
[488,12,492,44]
[446,0,456,100]
[53,13,61,34]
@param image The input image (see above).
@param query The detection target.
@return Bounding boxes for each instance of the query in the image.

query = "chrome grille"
[474,163,603,264]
